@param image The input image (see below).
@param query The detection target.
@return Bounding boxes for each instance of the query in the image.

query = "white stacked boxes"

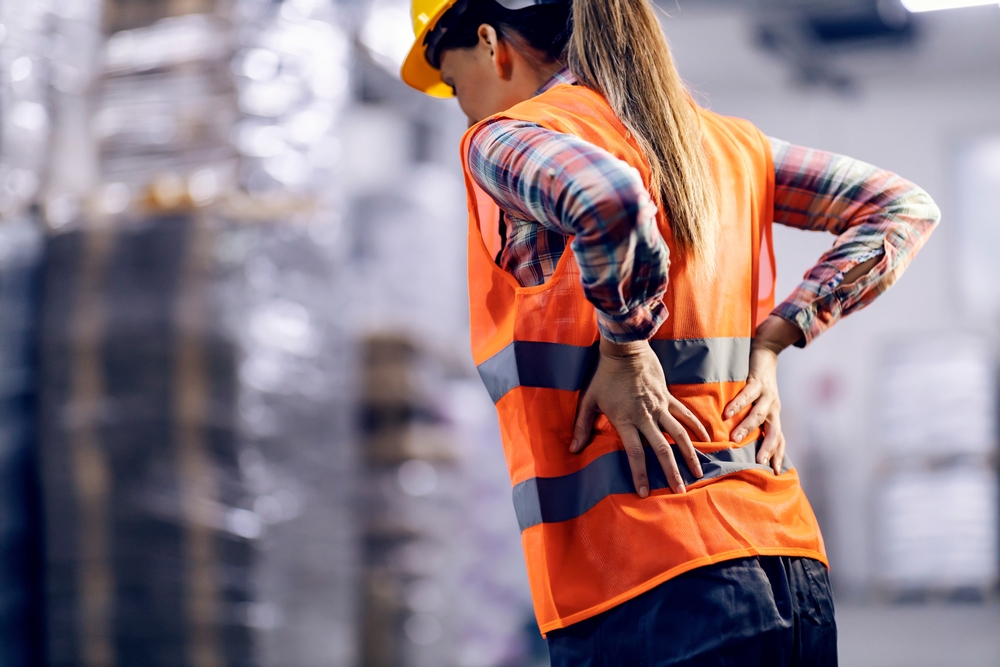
[873,335,998,596]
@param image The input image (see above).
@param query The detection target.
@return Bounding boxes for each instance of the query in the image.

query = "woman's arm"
[469,118,708,495]
[468,118,669,343]
[768,138,942,346]
[721,140,942,472]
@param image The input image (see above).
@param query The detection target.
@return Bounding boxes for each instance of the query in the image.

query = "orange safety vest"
[461,84,826,635]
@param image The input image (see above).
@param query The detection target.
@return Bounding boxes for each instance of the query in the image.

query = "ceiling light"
[901,0,1000,12]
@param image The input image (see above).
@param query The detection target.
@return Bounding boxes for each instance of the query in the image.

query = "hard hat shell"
[401,0,459,98]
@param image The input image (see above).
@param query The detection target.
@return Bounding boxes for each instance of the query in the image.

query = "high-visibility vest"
[461,84,826,635]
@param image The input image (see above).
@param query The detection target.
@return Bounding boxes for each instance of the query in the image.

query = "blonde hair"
[567,0,719,273]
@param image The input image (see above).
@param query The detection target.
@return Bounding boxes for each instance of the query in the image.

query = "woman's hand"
[570,338,710,497]
[723,315,803,474]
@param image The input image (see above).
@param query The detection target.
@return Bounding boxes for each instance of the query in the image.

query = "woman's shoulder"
[500,84,628,142]
[696,106,770,156]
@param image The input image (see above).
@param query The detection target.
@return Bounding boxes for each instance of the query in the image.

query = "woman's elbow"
[909,185,942,231]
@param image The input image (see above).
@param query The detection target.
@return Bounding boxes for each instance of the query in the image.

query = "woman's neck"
[530,61,566,92]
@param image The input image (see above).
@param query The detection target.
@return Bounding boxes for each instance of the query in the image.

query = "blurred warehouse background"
[0,0,996,666]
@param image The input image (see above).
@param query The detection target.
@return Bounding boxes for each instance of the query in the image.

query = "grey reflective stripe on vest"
[476,341,598,404]
[512,440,791,532]
[478,337,751,403]
[650,337,751,385]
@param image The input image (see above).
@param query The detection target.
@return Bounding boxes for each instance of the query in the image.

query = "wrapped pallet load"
[37,1,356,665]
[0,0,57,663]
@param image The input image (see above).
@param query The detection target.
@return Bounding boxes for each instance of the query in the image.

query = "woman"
[400,0,939,664]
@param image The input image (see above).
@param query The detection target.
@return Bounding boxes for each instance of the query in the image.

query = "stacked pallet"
[0,218,44,666]
[872,335,998,599]
[36,0,357,665]
[359,334,460,667]
[357,334,544,667]
[0,1,58,663]
[38,215,255,667]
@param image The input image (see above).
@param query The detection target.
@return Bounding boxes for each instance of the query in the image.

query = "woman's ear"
[478,24,511,81]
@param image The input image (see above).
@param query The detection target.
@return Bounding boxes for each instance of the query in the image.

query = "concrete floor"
[838,604,1000,667]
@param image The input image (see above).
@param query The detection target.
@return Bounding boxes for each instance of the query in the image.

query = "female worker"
[400,0,939,664]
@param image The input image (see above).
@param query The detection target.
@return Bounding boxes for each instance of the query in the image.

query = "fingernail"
[734,430,745,441]
[695,466,704,478]
[569,439,578,453]
[639,486,648,498]
[676,484,686,494]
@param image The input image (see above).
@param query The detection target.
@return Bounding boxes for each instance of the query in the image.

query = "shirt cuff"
[770,301,822,348]
[597,301,669,344]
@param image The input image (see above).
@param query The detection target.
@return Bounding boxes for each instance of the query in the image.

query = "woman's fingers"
[724,380,761,420]
[731,394,773,442]
[570,392,598,454]
[641,418,687,494]
[618,424,649,498]
[771,436,786,475]
[668,399,711,443]
[757,411,782,466]
[656,411,703,480]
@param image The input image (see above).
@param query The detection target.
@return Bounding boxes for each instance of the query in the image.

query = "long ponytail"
[567,0,719,273]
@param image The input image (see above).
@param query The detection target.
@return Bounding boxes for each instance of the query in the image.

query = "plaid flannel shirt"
[467,70,940,344]
[768,139,939,345]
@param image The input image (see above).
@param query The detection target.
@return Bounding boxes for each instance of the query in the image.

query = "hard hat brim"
[400,0,458,98]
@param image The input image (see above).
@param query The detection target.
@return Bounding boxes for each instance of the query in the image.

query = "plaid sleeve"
[768,137,941,346]
[468,118,670,343]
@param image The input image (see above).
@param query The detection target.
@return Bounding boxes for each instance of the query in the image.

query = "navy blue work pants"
[547,556,837,667]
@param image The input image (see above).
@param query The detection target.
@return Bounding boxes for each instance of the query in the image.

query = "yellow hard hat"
[400,0,461,98]
[401,0,564,98]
